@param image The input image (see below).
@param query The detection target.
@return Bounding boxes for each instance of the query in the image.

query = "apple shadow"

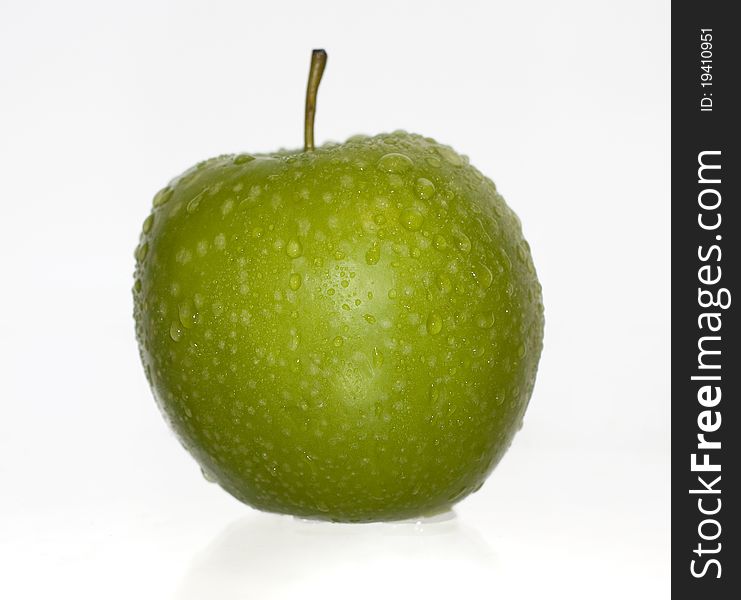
[173,509,497,599]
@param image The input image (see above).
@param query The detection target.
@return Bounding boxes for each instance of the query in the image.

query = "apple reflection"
[175,510,496,599]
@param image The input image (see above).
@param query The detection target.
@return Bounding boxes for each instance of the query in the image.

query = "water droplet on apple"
[436,145,465,167]
[471,262,493,289]
[135,242,149,262]
[200,467,217,483]
[372,347,384,367]
[333,336,344,348]
[436,273,452,294]
[500,249,512,271]
[432,234,447,251]
[186,194,202,213]
[152,187,173,207]
[453,231,472,253]
[233,153,255,165]
[426,156,442,168]
[365,242,381,265]
[214,233,226,250]
[518,343,528,358]
[426,312,443,335]
[517,239,530,261]
[142,214,154,234]
[400,208,423,231]
[363,314,376,324]
[285,238,303,258]
[387,289,398,299]
[179,301,198,328]
[475,312,495,329]
[415,178,436,200]
[428,383,440,404]
[133,278,142,293]
[169,321,182,342]
[377,152,413,173]
[289,273,302,290]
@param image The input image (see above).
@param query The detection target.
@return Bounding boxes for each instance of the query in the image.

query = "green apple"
[133,50,544,522]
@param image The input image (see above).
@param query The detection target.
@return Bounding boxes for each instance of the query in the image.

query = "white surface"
[0,1,670,598]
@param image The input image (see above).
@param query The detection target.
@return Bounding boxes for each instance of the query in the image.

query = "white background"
[0,1,670,598]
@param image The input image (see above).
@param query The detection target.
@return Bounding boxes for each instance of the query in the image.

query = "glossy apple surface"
[133,131,544,521]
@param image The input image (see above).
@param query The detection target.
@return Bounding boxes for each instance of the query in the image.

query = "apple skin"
[134,132,544,522]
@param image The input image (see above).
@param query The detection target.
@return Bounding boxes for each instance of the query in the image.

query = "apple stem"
[304,49,327,152]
